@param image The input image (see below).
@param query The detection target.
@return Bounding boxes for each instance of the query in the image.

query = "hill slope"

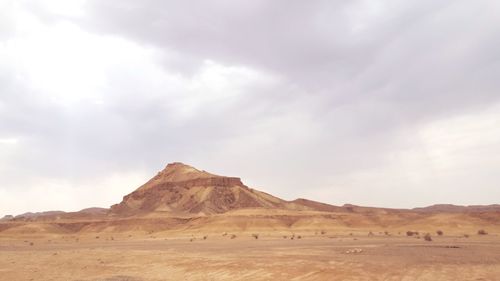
[110,162,294,216]
[1,162,499,235]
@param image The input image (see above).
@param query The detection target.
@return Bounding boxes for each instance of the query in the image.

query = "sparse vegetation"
[406,231,416,237]
[283,235,287,239]
[320,230,326,235]
[464,234,470,238]
[297,235,302,239]
[368,231,374,236]
[203,236,208,240]
[424,233,432,241]
[252,234,259,240]
[478,229,488,235]
[230,234,237,239]
[345,248,363,254]
[95,236,100,239]
[436,230,443,236]
[384,231,389,236]
[29,242,34,246]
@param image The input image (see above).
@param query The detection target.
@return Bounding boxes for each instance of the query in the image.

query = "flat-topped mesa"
[136,162,246,192]
[151,176,245,190]
[110,163,255,215]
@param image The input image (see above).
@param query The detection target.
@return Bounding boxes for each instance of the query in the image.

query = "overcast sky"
[1,0,500,216]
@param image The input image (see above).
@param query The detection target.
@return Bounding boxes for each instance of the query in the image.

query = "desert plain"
[1,230,500,281]
[1,163,499,280]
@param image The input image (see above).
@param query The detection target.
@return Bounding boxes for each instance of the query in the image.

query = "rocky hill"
[110,162,297,216]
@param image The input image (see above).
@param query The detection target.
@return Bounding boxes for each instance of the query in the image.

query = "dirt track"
[1,234,499,281]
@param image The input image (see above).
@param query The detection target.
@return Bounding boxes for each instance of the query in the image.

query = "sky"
[1,0,500,216]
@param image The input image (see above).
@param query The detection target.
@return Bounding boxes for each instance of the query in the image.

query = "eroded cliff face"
[110,163,284,216]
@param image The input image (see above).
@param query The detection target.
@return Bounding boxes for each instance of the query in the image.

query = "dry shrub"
[230,234,237,239]
[252,234,259,240]
[424,233,432,241]
[320,230,326,235]
[463,234,469,238]
[297,235,302,239]
[203,236,208,240]
[478,229,488,235]
[436,230,443,236]
[368,231,374,236]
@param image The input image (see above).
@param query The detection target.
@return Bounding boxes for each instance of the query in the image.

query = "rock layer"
[110,163,288,215]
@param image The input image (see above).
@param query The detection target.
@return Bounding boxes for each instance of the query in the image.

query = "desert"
[3,1,500,279]
[1,163,499,280]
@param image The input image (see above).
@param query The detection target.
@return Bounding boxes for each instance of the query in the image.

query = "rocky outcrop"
[110,163,275,216]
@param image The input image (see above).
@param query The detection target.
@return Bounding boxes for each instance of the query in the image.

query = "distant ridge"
[412,204,500,213]
[1,162,499,235]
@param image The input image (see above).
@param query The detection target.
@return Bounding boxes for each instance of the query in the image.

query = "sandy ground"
[1,233,499,281]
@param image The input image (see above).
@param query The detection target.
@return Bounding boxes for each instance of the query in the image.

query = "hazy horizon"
[1,0,500,216]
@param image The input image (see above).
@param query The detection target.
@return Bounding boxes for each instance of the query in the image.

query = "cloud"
[1,0,500,215]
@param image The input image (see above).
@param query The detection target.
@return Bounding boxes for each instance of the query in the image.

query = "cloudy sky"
[1,0,500,216]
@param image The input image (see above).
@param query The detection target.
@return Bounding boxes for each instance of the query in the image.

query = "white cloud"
[0,137,19,144]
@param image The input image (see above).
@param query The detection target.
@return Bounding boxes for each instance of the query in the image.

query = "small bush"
[95,236,100,239]
[436,230,443,236]
[283,235,287,239]
[230,234,237,239]
[252,234,259,240]
[203,236,208,240]
[29,242,34,246]
[368,231,374,236]
[320,230,326,235]
[297,235,302,239]
[463,234,469,238]
[384,231,389,236]
[424,233,432,241]
[406,231,415,237]
[478,229,488,235]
